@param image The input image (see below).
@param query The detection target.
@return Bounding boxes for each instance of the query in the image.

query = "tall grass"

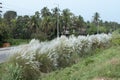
[10,33,111,69]
[1,33,112,80]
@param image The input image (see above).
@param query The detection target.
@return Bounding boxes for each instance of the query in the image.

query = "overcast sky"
[0,0,120,23]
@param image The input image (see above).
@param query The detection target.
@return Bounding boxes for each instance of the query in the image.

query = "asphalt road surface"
[0,45,28,63]
[0,47,12,63]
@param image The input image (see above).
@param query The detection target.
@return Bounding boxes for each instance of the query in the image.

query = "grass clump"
[1,63,23,80]
[41,46,120,80]
[0,33,112,80]
[2,52,41,80]
[111,29,120,46]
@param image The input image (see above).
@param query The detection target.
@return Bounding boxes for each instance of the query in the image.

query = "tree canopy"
[0,7,120,45]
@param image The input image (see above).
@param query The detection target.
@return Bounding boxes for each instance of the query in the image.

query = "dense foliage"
[0,7,120,46]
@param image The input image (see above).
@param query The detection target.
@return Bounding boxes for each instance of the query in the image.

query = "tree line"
[0,7,120,44]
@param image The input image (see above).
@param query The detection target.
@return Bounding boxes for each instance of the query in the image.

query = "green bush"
[87,25,97,34]
[0,42,3,47]
[112,37,120,45]
[31,32,48,41]
[99,26,107,33]
[111,30,120,45]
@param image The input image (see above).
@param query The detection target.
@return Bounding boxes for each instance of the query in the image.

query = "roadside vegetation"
[41,30,120,80]
[0,30,120,80]
[7,39,30,46]
[41,45,120,80]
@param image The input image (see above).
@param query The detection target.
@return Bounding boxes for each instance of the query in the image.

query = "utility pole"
[57,4,59,38]
[54,3,59,38]
[97,21,99,34]
[0,2,2,17]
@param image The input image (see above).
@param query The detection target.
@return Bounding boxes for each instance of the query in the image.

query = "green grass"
[40,46,120,80]
[0,63,3,80]
[7,39,30,46]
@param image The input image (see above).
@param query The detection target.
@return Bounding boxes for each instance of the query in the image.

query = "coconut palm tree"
[52,7,60,37]
[93,12,100,25]
[41,7,51,17]
[61,9,73,36]
[61,9,73,28]
[93,12,100,33]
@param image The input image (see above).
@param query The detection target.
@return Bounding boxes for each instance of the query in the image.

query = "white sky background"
[0,0,120,23]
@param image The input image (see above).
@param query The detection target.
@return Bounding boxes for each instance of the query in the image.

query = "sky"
[0,0,120,23]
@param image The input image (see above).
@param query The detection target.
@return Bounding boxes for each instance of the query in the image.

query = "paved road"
[0,47,12,63]
[0,47,14,63]
[0,45,28,63]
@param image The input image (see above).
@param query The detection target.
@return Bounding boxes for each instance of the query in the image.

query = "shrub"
[99,26,107,33]
[112,38,120,45]
[7,33,112,78]
[87,25,97,34]
[111,30,120,45]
